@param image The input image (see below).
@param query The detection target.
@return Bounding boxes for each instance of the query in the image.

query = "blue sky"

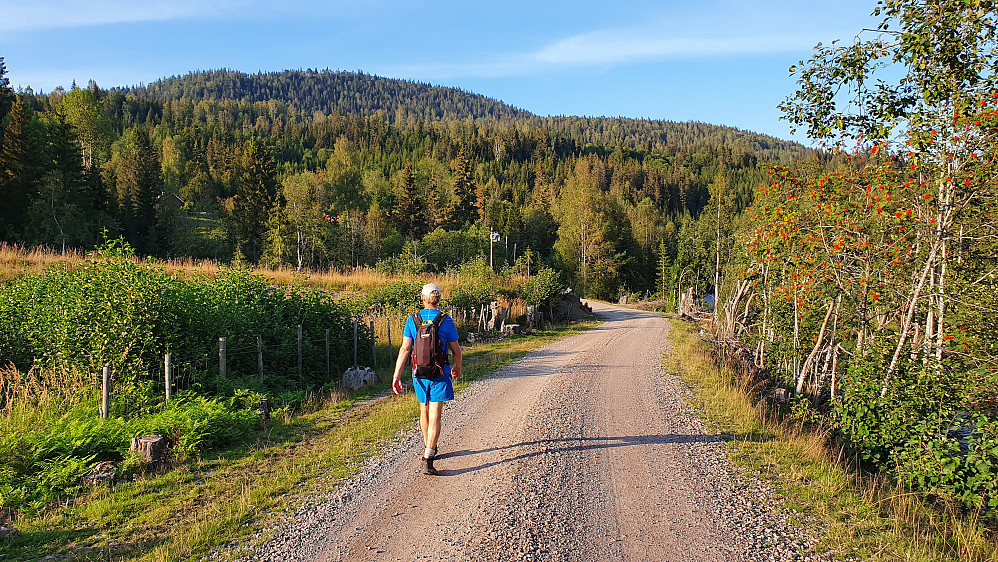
[0,0,879,143]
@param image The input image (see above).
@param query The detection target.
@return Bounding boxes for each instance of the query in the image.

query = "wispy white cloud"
[380,25,817,81]
[0,0,373,32]
[0,0,249,32]
[532,29,815,65]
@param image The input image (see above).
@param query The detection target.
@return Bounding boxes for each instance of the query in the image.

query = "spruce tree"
[446,148,476,227]
[425,170,443,231]
[0,95,37,241]
[233,140,278,263]
[113,127,162,254]
[0,57,13,128]
[391,159,424,240]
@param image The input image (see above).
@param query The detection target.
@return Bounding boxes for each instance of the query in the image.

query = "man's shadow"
[433,434,724,476]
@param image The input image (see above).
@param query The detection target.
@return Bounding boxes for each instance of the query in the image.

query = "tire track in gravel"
[235,302,821,562]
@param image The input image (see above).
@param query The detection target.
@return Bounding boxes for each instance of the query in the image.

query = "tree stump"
[130,435,167,464]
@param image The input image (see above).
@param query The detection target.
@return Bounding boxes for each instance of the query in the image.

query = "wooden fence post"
[325,328,330,381]
[386,317,392,361]
[370,320,376,369]
[353,320,358,369]
[100,366,110,418]
[219,337,227,378]
[297,325,303,382]
[164,353,172,403]
[257,335,264,379]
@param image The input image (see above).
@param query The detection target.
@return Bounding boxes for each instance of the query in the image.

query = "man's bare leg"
[419,402,444,474]
[426,401,443,450]
[419,402,429,446]
[419,401,444,450]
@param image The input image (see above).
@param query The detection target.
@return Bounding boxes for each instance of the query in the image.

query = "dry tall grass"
[0,243,465,293]
[0,362,93,430]
[0,243,85,282]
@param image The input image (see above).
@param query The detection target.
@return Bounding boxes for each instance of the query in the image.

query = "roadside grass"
[0,321,598,561]
[666,319,998,562]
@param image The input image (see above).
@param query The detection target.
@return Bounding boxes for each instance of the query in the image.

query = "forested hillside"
[128,69,534,123]
[0,62,820,299]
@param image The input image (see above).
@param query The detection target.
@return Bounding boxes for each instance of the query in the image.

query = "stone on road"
[236,302,819,561]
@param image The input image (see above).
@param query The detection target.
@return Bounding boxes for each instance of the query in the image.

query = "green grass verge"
[0,321,598,561]
[666,318,998,562]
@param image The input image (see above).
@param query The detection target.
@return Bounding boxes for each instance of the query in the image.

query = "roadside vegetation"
[668,319,997,562]
[657,1,998,552]
[0,320,593,561]
[0,241,571,560]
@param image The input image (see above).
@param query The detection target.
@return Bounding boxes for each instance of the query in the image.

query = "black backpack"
[411,312,450,379]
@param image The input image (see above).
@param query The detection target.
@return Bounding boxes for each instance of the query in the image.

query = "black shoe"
[421,456,438,476]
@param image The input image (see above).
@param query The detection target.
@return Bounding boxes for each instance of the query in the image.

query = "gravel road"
[232,302,822,561]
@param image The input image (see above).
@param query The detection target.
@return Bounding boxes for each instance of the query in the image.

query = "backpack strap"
[432,312,449,365]
[431,311,447,328]
[409,313,422,364]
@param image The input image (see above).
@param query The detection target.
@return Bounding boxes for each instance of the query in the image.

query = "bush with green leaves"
[364,280,423,316]
[520,267,564,307]
[893,414,998,513]
[418,228,486,272]
[0,240,359,395]
[374,242,426,276]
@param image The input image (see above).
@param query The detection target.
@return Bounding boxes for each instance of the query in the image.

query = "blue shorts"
[412,374,454,404]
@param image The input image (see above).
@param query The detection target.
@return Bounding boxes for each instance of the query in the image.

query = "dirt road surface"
[237,302,820,561]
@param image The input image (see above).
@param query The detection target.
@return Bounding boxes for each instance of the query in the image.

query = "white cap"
[421,283,442,296]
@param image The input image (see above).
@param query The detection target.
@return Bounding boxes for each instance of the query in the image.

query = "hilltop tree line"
[0,60,817,299]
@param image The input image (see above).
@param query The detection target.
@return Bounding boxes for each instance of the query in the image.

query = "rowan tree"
[743,0,998,505]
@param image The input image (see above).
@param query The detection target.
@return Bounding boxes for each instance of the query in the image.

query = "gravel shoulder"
[233,302,821,561]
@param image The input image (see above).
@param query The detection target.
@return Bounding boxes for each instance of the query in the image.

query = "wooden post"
[353,320,358,369]
[370,320,376,369]
[257,335,264,379]
[325,328,330,381]
[297,325,303,382]
[386,317,392,362]
[164,353,172,403]
[219,337,227,378]
[100,366,110,418]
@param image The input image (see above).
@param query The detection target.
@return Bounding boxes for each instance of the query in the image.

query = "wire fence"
[97,320,379,417]
[94,302,533,418]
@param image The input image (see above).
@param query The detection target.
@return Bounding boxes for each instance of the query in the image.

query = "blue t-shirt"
[403,309,459,376]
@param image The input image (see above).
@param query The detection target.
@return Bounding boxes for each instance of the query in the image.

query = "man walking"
[392,283,462,475]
